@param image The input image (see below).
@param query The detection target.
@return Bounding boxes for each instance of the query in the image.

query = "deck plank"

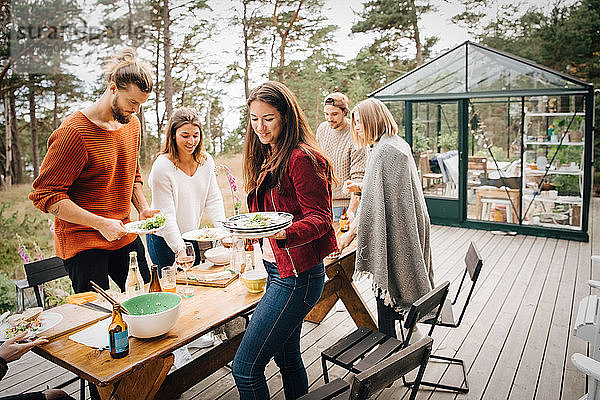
[4,201,600,400]
[508,238,568,399]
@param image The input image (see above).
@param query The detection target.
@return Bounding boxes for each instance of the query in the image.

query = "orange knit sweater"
[29,111,143,260]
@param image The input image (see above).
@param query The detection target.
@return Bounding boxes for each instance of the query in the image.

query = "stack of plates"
[222,212,293,239]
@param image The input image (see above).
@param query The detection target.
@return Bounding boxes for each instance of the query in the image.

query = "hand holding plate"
[0,331,48,362]
[95,217,128,241]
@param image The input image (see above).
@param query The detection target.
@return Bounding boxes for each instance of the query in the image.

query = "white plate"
[223,212,293,230]
[125,219,166,235]
[182,228,229,242]
[226,221,292,239]
[1,311,63,341]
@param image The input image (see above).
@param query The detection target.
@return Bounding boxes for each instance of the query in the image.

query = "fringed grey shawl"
[356,134,434,313]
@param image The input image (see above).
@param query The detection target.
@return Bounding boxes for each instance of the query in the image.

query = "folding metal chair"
[320,282,449,390]
[299,337,433,400]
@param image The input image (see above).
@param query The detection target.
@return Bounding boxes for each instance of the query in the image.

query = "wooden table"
[32,281,263,400]
[304,248,377,330]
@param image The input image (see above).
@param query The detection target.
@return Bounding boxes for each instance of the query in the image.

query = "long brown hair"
[159,107,207,166]
[243,81,336,192]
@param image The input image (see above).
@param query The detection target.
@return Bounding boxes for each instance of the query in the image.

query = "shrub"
[0,272,17,313]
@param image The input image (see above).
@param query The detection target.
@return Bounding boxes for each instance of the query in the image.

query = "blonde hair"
[103,48,153,93]
[160,107,207,166]
[351,98,398,147]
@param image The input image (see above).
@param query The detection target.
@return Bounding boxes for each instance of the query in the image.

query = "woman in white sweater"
[147,107,226,267]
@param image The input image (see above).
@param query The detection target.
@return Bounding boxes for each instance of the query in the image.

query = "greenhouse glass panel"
[468,46,582,92]
[377,45,466,96]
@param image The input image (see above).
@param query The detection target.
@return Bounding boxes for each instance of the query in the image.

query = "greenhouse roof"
[371,41,592,101]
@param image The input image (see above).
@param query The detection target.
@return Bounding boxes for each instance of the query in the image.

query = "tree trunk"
[3,92,12,188]
[409,0,423,66]
[127,0,135,45]
[155,25,163,148]
[138,105,147,165]
[28,83,39,178]
[9,91,23,183]
[242,0,250,100]
[53,85,58,130]
[272,0,303,82]
[162,0,173,120]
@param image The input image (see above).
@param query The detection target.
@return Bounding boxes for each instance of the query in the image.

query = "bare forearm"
[132,183,150,214]
[47,199,104,230]
[48,199,127,242]
[348,194,360,217]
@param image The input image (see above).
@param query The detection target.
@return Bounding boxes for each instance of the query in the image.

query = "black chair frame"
[321,282,450,388]
[414,241,483,393]
[300,337,433,400]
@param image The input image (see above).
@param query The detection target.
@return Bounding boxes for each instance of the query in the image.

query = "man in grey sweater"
[316,92,366,222]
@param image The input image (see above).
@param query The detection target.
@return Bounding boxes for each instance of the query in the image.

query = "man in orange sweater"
[30,48,157,293]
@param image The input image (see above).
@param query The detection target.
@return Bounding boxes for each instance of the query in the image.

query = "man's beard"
[329,120,343,130]
[112,98,132,124]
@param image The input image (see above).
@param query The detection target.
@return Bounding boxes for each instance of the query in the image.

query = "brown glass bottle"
[242,239,255,274]
[108,304,129,358]
[148,265,162,293]
[339,207,349,232]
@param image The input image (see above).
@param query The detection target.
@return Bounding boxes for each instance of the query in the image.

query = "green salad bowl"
[122,292,182,338]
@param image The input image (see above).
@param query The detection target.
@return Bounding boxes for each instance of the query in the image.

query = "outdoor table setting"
[25,278,263,400]
[8,212,375,400]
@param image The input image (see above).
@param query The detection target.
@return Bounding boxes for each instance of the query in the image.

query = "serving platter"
[222,212,292,231]
[225,221,292,239]
[125,218,167,235]
[182,227,229,242]
[1,311,63,341]
[176,264,238,288]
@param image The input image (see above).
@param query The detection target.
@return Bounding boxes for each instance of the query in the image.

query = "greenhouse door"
[408,100,465,224]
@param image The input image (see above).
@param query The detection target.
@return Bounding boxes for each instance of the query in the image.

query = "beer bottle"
[125,251,144,298]
[339,207,349,232]
[242,239,255,274]
[148,265,162,293]
[108,304,129,359]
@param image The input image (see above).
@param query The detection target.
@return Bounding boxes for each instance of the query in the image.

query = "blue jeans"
[147,234,203,270]
[332,206,344,222]
[146,234,175,269]
[233,260,325,400]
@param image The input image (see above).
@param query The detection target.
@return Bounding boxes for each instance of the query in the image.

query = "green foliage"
[0,273,17,313]
[552,174,581,196]
[0,203,53,276]
[439,131,458,151]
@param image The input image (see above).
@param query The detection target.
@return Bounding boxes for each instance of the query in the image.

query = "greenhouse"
[371,41,595,241]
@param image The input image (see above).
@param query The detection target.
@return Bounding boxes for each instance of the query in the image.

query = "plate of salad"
[125,213,167,234]
[1,310,63,341]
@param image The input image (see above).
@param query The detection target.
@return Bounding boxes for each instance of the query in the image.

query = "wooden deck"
[3,200,600,399]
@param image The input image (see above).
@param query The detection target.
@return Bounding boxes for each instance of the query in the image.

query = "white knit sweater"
[148,154,226,253]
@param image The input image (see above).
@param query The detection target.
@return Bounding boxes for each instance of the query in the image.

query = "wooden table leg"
[96,353,174,400]
[306,252,377,330]
[305,275,342,323]
[336,277,377,331]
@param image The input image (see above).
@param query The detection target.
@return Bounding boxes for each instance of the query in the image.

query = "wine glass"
[176,242,195,297]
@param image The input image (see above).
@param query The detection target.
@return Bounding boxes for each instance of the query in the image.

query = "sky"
[64,0,570,134]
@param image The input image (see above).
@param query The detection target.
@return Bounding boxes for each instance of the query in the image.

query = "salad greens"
[246,213,272,227]
[140,213,166,230]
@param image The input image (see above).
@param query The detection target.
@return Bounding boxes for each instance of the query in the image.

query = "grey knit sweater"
[356,134,434,312]
[316,120,366,207]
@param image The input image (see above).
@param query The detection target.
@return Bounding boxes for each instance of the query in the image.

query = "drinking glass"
[177,242,195,297]
[161,265,177,293]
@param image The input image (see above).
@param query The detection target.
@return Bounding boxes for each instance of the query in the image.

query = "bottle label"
[111,330,129,353]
